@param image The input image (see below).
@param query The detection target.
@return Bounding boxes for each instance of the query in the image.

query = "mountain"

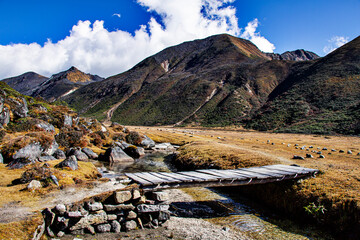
[2,72,48,96]
[266,49,319,61]
[31,66,104,101]
[247,35,360,135]
[65,34,300,125]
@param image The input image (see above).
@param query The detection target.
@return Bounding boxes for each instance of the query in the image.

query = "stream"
[96,152,332,240]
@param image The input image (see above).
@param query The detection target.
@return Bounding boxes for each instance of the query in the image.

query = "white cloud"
[0,0,275,79]
[240,18,275,53]
[112,13,121,18]
[323,36,349,54]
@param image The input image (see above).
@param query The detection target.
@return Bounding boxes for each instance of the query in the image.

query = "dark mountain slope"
[266,49,319,61]
[65,34,297,125]
[32,66,104,101]
[2,72,48,96]
[247,35,360,135]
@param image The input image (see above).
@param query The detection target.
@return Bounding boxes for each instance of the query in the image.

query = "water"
[96,152,332,240]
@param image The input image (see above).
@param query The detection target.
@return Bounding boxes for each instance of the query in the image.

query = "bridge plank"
[197,169,248,180]
[259,166,306,175]
[242,167,290,177]
[155,172,196,182]
[125,173,153,186]
[177,171,220,181]
[148,172,182,183]
[263,165,316,174]
[228,169,271,179]
[132,172,169,185]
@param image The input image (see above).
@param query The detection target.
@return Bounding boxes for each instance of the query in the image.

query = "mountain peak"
[266,49,319,61]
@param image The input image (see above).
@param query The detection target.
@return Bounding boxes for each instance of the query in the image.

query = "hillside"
[65,34,299,126]
[247,35,360,135]
[2,72,48,96]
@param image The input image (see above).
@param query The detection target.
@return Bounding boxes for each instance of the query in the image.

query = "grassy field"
[132,126,360,236]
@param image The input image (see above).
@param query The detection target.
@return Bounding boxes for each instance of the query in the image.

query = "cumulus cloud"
[240,18,275,53]
[323,36,349,54]
[0,0,275,79]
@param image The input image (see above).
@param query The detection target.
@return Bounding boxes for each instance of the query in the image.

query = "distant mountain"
[247,35,360,135]
[266,49,319,61]
[31,66,104,101]
[64,34,299,125]
[2,72,48,96]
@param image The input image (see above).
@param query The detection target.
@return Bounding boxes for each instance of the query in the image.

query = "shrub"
[55,129,84,148]
[125,131,143,145]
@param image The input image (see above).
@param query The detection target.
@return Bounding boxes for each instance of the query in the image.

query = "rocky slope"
[247,35,360,135]
[266,49,319,61]
[2,72,48,96]
[64,34,300,126]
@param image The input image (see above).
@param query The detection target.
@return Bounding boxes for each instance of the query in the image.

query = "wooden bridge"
[125,164,319,191]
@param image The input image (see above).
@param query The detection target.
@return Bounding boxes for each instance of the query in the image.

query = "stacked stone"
[40,188,170,238]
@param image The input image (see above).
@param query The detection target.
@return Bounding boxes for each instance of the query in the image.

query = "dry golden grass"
[0,213,44,240]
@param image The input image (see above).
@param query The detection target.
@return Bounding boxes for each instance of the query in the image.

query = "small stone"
[137,204,170,213]
[27,180,42,191]
[55,204,67,215]
[54,216,69,231]
[87,202,103,211]
[104,204,134,211]
[309,146,313,148]
[322,147,327,150]
[158,211,171,222]
[96,223,111,233]
[114,191,132,203]
[86,225,96,235]
[125,220,137,231]
[331,149,336,152]
[67,211,83,218]
[292,155,304,160]
[348,150,352,154]
[111,220,121,233]
[222,226,230,232]
[319,155,325,158]
[126,210,137,220]
[306,154,313,158]
[56,231,65,237]
[69,210,108,231]
[339,150,345,153]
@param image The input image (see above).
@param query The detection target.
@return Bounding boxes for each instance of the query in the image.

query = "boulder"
[13,142,42,161]
[36,121,55,133]
[63,115,72,127]
[27,180,42,190]
[96,223,111,233]
[140,135,155,149]
[55,155,78,170]
[124,146,145,159]
[53,149,66,159]
[69,210,108,231]
[67,148,89,161]
[7,157,35,169]
[7,97,28,118]
[103,147,133,163]
[42,140,59,157]
[114,191,132,204]
[0,106,10,126]
[115,141,131,150]
[38,155,57,162]
[153,143,175,151]
[292,155,304,160]
[82,147,98,159]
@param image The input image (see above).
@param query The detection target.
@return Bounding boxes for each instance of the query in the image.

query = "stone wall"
[33,186,170,239]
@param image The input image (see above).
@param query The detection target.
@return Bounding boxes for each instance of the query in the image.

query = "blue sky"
[0,0,359,79]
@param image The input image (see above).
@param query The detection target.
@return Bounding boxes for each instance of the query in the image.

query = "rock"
[27,180,42,190]
[13,142,42,161]
[32,222,45,240]
[124,220,137,231]
[64,115,72,127]
[54,216,69,231]
[96,223,111,233]
[55,155,78,170]
[292,155,304,160]
[67,211,84,218]
[7,97,28,118]
[124,146,145,159]
[111,220,121,233]
[7,157,35,169]
[319,155,325,158]
[32,104,48,112]
[50,174,59,186]
[150,191,169,202]
[103,147,133,163]
[347,150,352,154]
[56,231,65,237]
[42,140,59,156]
[0,153,3,164]
[55,204,67,215]
[339,150,345,153]
[357,152,360,155]
[300,146,305,150]
[306,154,313,158]
[132,189,141,199]
[74,149,89,162]
[53,149,66,159]
[104,204,135,211]
[126,210,137,220]
[331,149,336,152]
[137,204,170,213]
[153,143,176,151]
[158,211,171,222]
[69,210,108,231]
[87,202,103,212]
[107,214,117,221]
[317,151,322,154]
[0,106,10,126]
[85,225,96,235]
[82,147,98,159]
[42,208,55,227]
[36,121,55,133]
[140,135,156,149]
[322,147,328,150]
[114,191,132,204]
[309,146,313,148]
[38,155,56,162]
